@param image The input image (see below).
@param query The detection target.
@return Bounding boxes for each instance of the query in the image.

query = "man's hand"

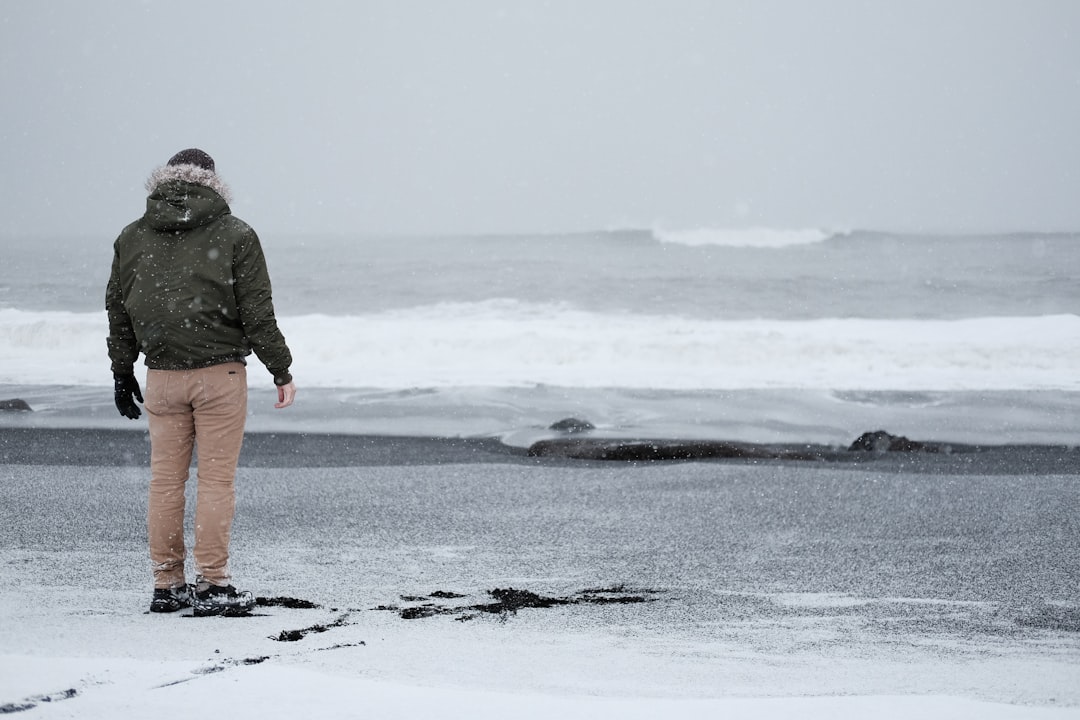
[114,373,143,419]
[275,381,296,409]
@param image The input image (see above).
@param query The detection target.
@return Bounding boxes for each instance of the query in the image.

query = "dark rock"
[548,417,595,433]
[0,399,32,412]
[848,430,945,453]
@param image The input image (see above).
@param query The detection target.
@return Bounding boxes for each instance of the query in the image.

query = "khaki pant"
[145,363,247,588]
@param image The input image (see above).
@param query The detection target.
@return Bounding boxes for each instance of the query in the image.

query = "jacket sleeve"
[232,226,294,385]
[105,242,140,376]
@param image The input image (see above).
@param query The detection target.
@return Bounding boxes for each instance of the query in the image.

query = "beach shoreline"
[2,383,1079,450]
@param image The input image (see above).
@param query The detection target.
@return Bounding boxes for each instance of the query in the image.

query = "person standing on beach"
[106,149,296,616]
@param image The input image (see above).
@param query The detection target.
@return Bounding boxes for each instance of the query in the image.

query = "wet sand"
[2,426,1078,476]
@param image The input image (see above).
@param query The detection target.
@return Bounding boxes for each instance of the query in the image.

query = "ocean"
[2,227,1078,445]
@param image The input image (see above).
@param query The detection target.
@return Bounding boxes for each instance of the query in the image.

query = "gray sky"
[2,0,1079,237]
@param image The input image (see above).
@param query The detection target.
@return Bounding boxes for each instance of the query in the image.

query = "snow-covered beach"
[2,422,1079,718]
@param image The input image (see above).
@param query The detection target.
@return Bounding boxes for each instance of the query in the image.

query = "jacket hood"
[143,164,233,232]
[146,163,232,203]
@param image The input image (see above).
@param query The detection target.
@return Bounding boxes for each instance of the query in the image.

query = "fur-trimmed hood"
[142,163,233,232]
[145,163,233,204]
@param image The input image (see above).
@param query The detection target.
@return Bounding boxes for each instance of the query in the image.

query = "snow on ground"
[2,598,1078,719]
[4,656,1078,720]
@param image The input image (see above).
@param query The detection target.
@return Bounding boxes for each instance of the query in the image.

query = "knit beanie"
[167,148,215,172]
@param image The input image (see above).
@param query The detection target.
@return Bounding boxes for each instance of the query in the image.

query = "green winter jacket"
[106,164,293,385]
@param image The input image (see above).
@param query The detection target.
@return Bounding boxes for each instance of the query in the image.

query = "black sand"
[1,426,1078,475]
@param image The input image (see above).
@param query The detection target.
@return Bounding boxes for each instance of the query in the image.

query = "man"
[106,148,296,616]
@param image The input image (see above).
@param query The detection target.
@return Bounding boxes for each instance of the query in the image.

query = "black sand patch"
[377,586,660,621]
[317,642,366,651]
[0,689,77,714]
[473,588,574,614]
[192,665,226,675]
[240,656,270,665]
[271,612,352,642]
[256,596,321,609]
[400,605,459,620]
[580,584,664,604]
[157,657,276,688]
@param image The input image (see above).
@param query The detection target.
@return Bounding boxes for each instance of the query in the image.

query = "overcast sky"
[2,1,1078,238]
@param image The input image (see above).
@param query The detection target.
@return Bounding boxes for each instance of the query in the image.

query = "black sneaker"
[150,585,192,613]
[191,582,255,617]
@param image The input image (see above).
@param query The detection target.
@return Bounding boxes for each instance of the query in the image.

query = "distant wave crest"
[653,226,833,248]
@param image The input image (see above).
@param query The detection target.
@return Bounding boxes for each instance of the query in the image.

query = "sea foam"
[2,305,1077,391]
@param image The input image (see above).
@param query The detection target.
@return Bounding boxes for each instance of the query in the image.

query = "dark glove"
[114,373,143,419]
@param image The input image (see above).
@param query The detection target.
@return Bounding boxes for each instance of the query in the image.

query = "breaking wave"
[652,226,835,248]
[2,305,1077,391]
